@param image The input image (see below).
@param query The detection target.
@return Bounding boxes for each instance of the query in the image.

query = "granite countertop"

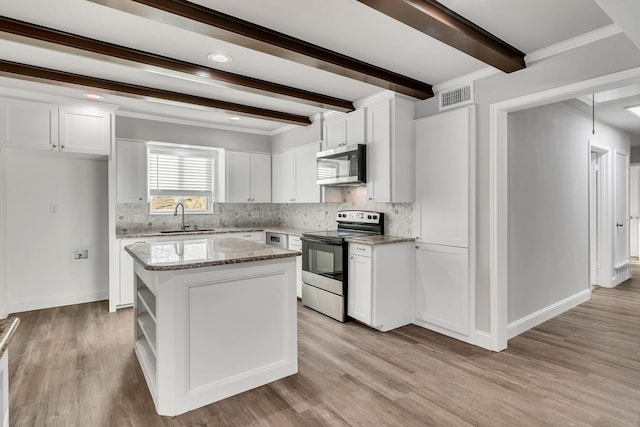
[0,317,20,359]
[125,237,301,271]
[118,225,323,239]
[345,235,416,245]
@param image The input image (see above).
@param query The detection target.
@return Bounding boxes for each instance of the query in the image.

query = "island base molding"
[133,257,298,417]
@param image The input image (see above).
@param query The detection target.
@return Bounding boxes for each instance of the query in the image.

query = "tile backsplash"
[117,187,413,237]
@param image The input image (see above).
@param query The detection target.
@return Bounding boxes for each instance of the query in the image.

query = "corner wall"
[415,33,640,334]
[2,150,109,313]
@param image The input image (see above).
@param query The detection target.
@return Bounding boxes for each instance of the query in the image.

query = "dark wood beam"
[88,0,434,99]
[0,16,353,113]
[0,59,312,126]
[356,0,526,73]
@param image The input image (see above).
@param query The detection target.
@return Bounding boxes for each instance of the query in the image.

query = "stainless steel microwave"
[316,144,366,186]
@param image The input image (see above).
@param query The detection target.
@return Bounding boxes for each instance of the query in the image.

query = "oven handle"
[300,236,344,246]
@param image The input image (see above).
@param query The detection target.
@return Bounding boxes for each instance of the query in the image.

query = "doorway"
[630,164,640,260]
[590,151,600,287]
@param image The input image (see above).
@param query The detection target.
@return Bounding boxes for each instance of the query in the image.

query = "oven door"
[301,237,344,295]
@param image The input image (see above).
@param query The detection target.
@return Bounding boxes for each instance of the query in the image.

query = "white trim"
[432,24,623,94]
[507,289,591,339]
[490,66,640,351]
[116,111,273,135]
[7,290,109,314]
[525,24,623,64]
[269,124,298,136]
[472,330,494,350]
[354,90,396,109]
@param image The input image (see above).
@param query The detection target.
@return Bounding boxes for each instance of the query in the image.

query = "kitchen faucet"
[174,202,186,231]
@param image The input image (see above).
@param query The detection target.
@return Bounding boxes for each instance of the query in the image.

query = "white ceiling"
[0,0,636,136]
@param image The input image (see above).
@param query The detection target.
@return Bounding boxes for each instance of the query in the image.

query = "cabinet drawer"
[349,243,372,257]
[229,231,264,241]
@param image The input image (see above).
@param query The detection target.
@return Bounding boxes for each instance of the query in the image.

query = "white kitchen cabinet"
[415,243,469,335]
[227,231,265,242]
[120,238,157,307]
[271,143,321,203]
[59,105,112,155]
[0,97,58,150]
[225,151,271,203]
[116,139,147,203]
[0,97,113,156]
[322,109,365,150]
[0,351,7,427]
[365,96,415,203]
[346,242,414,332]
[288,235,303,298]
[414,106,474,246]
[348,245,373,324]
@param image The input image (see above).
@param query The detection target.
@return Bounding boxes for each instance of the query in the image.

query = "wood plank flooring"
[7,267,640,426]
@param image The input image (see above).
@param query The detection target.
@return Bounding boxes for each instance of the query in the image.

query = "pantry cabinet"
[322,109,365,150]
[116,139,147,203]
[225,151,271,203]
[272,142,320,203]
[0,97,113,156]
[346,242,414,332]
[365,96,415,203]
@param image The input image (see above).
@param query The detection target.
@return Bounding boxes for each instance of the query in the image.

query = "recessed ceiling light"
[626,105,640,119]
[84,93,104,100]
[208,52,232,63]
[229,116,241,121]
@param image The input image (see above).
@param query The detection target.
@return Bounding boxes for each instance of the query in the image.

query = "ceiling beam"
[88,0,434,99]
[357,0,526,73]
[0,59,312,126]
[0,16,354,113]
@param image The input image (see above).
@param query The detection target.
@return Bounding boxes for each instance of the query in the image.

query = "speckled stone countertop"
[0,317,20,358]
[125,237,301,271]
[118,225,322,239]
[345,235,416,245]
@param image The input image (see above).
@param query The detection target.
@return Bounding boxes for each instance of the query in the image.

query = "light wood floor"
[7,268,640,427]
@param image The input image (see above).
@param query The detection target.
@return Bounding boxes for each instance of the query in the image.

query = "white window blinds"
[147,144,217,197]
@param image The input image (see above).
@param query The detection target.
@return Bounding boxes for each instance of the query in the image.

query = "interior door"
[615,152,629,266]
[590,152,599,285]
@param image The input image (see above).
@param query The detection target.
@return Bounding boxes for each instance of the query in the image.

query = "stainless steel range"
[300,210,384,321]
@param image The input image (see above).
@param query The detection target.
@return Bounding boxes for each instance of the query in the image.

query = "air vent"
[439,83,474,111]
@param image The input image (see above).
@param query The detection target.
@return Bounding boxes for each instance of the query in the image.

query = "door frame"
[489,66,640,351]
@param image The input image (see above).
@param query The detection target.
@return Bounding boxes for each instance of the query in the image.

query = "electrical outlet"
[71,248,89,262]
[49,204,58,215]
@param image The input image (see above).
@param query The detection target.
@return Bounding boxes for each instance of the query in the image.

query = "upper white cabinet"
[59,105,111,155]
[116,139,147,203]
[365,96,415,203]
[414,106,474,246]
[0,97,113,156]
[0,97,58,150]
[272,142,321,203]
[322,109,365,150]
[225,151,271,203]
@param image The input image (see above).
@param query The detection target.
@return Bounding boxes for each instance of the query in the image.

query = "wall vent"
[439,83,474,111]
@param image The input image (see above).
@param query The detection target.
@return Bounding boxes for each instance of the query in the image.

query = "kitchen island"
[125,237,299,417]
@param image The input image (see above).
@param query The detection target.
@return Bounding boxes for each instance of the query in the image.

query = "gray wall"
[116,116,271,152]
[507,102,629,323]
[415,33,640,333]
[270,120,322,152]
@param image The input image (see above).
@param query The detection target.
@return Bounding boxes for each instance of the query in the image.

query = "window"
[147,142,219,214]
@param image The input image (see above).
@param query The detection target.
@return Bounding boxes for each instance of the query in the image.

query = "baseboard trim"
[7,290,109,314]
[413,318,499,351]
[0,305,7,320]
[507,289,591,339]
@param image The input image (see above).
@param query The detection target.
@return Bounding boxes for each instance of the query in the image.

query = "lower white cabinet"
[120,238,158,307]
[227,231,265,242]
[288,235,303,298]
[415,243,469,335]
[0,351,7,427]
[347,242,414,331]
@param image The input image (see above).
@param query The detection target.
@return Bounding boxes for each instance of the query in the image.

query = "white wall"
[415,33,640,333]
[116,116,271,153]
[2,150,109,313]
[507,102,629,324]
[270,120,322,152]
